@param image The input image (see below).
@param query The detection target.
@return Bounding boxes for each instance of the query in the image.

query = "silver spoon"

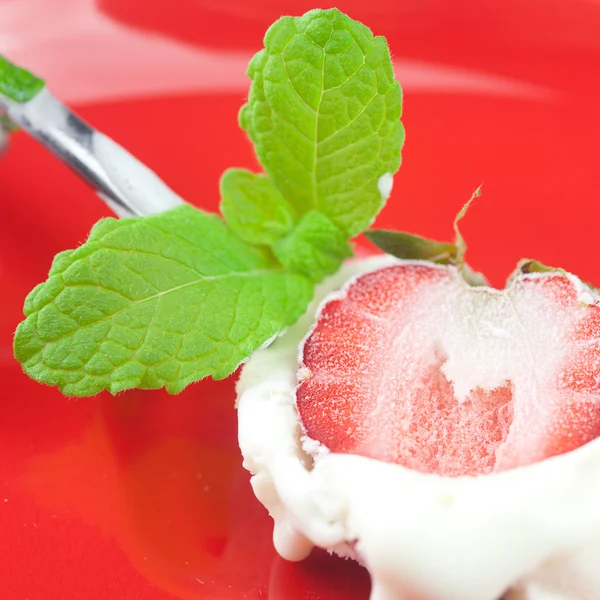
[0,57,185,218]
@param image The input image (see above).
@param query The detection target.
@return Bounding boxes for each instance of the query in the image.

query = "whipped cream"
[237,256,600,600]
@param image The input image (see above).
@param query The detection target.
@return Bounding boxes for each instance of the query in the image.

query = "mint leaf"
[0,55,45,103]
[14,205,313,396]
[273,210,353,281]
[365,230,457,263]
[220,168,296,246]
[239,8,404,238]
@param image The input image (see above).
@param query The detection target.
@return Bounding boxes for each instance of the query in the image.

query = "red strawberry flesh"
[296,263,600,476]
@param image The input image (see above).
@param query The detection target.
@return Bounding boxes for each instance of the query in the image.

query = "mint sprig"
[13,8,404,396]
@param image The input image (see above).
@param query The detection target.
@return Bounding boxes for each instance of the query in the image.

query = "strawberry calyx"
[366,188,486,286]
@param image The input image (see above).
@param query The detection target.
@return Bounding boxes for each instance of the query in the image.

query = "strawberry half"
[296,262,600,476]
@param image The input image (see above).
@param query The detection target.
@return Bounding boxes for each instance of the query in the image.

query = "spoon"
[0,55,185,218]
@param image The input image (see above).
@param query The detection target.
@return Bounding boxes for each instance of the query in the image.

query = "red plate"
[1,1,600,598]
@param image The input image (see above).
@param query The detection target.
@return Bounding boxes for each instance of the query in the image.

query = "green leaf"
[14,205,313,396]
[273,210,353,281]
[220,168,296,246]
[365,229,457,263]
[239,8,404,238]
[0,55,45,103]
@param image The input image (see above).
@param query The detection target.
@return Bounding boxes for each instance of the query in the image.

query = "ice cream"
[237,255,600,600]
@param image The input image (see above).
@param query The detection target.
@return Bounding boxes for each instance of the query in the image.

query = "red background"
[1,0,600,598]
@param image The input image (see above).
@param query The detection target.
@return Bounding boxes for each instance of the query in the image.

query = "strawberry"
[296,262,600,476]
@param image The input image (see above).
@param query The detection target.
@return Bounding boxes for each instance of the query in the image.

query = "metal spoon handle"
[1,88,185,218]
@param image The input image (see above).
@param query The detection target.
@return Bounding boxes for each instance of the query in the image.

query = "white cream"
[377,173,394,201]
[237,256,600,600]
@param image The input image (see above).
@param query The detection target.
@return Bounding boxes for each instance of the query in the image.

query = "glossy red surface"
[1,1,600,598]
